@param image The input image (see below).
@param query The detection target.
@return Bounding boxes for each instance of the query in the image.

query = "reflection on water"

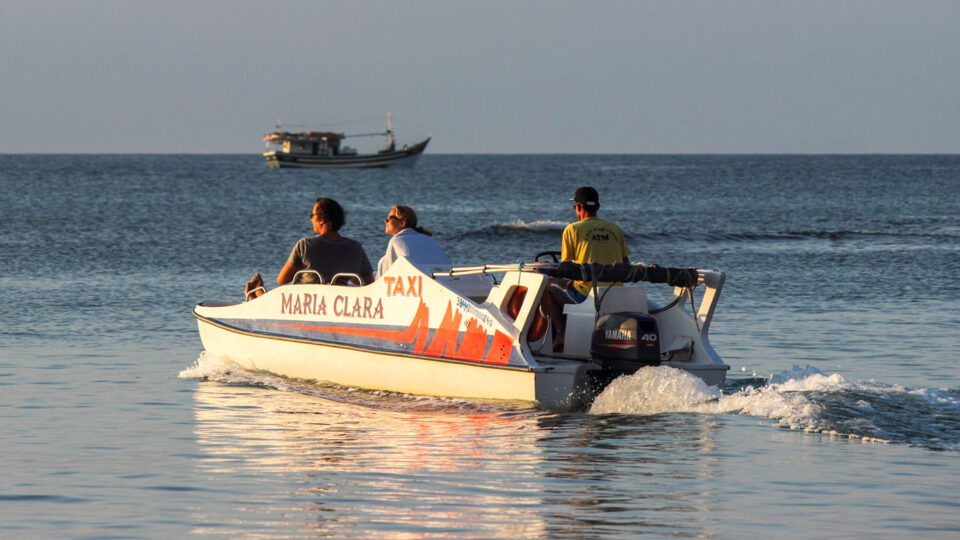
[190,382,722,538]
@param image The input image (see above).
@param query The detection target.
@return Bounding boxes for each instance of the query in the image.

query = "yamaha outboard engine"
[590,312,661,375]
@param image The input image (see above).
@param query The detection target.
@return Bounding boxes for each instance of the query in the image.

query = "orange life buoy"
[505,286,527,320]
[527,306,548,343]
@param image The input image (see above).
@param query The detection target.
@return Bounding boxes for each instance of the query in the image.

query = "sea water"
[1,154,959,537]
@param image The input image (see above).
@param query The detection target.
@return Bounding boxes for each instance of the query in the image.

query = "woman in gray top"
[245,198,373,300]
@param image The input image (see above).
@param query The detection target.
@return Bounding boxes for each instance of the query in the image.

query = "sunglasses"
[384,215,400,222]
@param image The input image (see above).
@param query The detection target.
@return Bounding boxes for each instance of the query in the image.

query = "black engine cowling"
[590,312,661,374]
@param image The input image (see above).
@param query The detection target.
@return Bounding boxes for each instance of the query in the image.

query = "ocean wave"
[498,219,568,230]
[590,365,960,451]
[657,230,959,243]
[456,226,959,245]
[458,219,567,239]
[785,229,960,241]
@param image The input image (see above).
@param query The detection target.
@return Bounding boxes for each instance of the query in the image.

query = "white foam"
[589,365,833,432]
[497,219,566,231]
[178,351,230,379]
[587,364,960,450]
[590,366,721,415]
[768,364,837,386]
[716,387,823,430]
[907,386,960,405]
[178,351,288,389]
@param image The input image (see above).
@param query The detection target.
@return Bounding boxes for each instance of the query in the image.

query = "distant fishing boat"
[263,113,430,169]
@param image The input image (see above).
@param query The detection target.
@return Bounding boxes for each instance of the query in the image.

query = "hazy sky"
[2,1,958,154]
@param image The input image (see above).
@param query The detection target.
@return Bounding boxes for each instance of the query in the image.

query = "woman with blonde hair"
[378,205,451,276]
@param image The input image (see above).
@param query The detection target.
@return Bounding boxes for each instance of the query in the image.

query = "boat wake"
[591,365,960,451]
[182,355,960,451]
[179,352,530,415]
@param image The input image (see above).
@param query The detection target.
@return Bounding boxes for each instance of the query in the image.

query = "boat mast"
[266,119,284,151]
[385,112,395,151]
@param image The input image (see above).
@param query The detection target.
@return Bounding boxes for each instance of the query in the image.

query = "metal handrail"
[431,262,550,277]
[330,273,364,286]
[292,270,324,284]
[244,286,266,301]
[433,262,719,285]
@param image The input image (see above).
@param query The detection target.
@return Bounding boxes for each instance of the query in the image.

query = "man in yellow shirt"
[561,186,631,297]
[546,186,631,350]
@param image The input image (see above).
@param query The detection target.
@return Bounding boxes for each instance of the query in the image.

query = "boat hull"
[192,259,729,410]
[195,312,592,409]
[265,137,430,169]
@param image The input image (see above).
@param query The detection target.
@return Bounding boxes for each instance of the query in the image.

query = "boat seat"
[560,285,648,317]
[292,270,325,284]
[330,273,365,286]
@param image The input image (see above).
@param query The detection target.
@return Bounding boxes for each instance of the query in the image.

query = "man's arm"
[277,261,301,285]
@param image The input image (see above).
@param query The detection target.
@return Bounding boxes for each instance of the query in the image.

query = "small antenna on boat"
[385,112,395,151]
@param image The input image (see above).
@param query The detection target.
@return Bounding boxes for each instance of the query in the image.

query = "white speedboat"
[193,257,728,410]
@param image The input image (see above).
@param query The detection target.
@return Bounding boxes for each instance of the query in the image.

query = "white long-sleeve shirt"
[377,228,452,277]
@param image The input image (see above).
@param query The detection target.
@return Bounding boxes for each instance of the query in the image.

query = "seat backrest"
[292,270,325,284]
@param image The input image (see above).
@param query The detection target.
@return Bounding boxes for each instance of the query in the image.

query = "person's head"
[570,186,599,219]
[384,204,432,236]
[311,198,346,233]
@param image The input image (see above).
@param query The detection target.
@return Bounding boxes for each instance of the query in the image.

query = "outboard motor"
[590,312,661,375]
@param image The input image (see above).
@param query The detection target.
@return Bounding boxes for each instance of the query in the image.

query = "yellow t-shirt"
[561,217,631,295]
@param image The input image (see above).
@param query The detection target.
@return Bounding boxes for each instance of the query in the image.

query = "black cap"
[570,186,599,207]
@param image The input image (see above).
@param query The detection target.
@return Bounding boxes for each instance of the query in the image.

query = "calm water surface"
[2,154,959,537]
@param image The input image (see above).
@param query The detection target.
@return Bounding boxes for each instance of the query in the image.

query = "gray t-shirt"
[286,235,373,283]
